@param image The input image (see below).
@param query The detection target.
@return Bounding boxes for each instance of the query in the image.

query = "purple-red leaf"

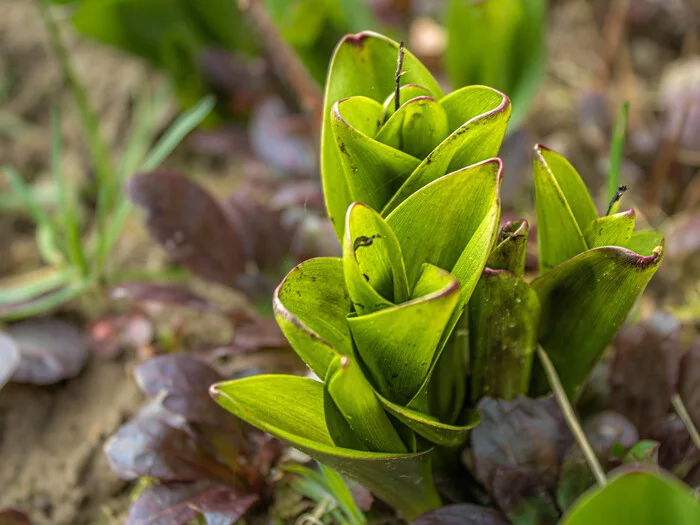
[471,396,571,521]
[0,332,20,389]
[610,313,681,435]
[411,504,509,525]
[126,481,258,525]
[103,412,232,484]
[8,319,88,385]
[0,508,34,525]
[248,97,316,177]
[679,340,700,429]
[110,282,255,324]
[133,355,236,430]
[127,172,249,288]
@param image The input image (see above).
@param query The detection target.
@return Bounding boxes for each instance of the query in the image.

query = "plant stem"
[241,0,323,133]
[394,41,405,112]
[671,393,700,453]
[607,100,629,203]
[536,346,608,487]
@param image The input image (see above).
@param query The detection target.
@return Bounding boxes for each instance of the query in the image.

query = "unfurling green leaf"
[348,264,460,406]
[322,32,443,237]
[273,257,353,378]
[530,243,665,397]
[325,355,408,453]
[533,145,594,273]
[322,32,509,237]
[211,376,441,520]
[386,159,502,292]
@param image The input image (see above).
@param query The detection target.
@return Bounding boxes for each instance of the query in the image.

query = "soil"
[0,1,156,523]
[0,0,696,523]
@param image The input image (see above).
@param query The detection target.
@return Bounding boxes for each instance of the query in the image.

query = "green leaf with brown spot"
[343,202,409,315]
[347,263,460,406]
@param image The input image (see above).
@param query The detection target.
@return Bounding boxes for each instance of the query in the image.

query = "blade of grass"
[536,346,608,487]
[0,267,74,305]
[140,94,216,171]
[38,1,112,185]
[116,89,155,181]
[671,393,700,453]
[607,100,629,204]
[51,108,87,274]
[93,95,216,271]
[38,0,117,276]
[3,166,54,232]
[0,280,90,321]
[116,82,172,180]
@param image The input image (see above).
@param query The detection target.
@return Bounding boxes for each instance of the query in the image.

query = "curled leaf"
[211,375,441,520]
[347,263,460,405]
[322,31,443,237]
[530,243,665,397]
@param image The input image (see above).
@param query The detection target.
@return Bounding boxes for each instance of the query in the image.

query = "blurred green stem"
[537,346,607,487]
[671,394,700,453]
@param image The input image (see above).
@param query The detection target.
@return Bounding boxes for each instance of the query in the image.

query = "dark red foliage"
[126,172,252,289]
[411,504,509,525]
[7,318,88,385]
[0,509,34,525]
[104,354,279,525]
[610,313,681,435]
[470,396,572,523]
[126,481,258,525]
[134,355,240,432]
[104,407,234,484]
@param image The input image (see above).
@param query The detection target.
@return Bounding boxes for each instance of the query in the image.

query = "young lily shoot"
[211,31,671,522]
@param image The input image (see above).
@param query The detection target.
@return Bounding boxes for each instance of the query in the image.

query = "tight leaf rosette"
[320,31,511,238]
[212,159,503,519]
[529,145,665,396]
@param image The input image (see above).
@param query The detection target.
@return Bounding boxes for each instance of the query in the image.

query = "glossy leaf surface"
[322,31,443,237]
[212,375,441,519]
[560,470,700,525]
[273,258,353,378]
[530,243,665,397]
